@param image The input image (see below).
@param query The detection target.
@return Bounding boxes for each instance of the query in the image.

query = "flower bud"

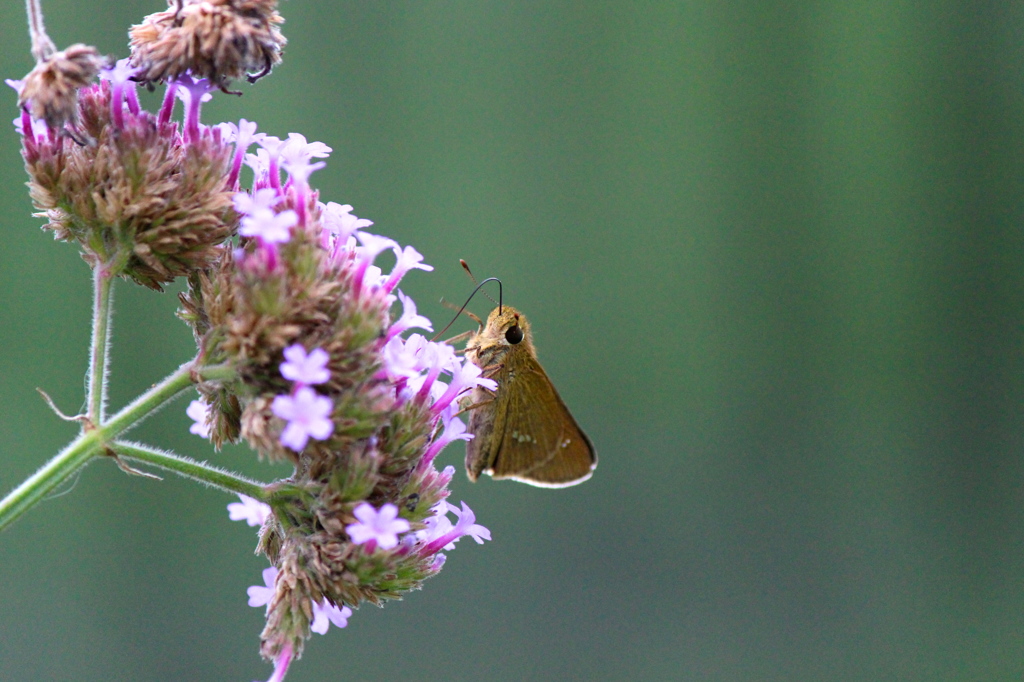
[18,43,105,130]
[130,0,286,89]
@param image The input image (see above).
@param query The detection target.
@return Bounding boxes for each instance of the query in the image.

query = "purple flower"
[234,188,281,216]
[228,494,271,527]
[280,345,331,385]
[422,412,473,466]
[240,208,298,244]
[354,233,398,289]
[280,132,332,162]
[413,342,457,402]
[173,74,215,141]
[381,334,430,384]
[310,600,352,634]
[186,399,211,438]
[259,644,292,682]
[449,501,492,544]
[247,566,278,608]
[415,501,456,550]
[271,387,335,451]
[321,202,372,245]
[431,357,497,415]
[245,148,273,184]
[420,501,491,555]
[346,502,411,550]
[99,58,140,125]
[221,119,265,188]
[385,291,433,343]
[383,245,434,293]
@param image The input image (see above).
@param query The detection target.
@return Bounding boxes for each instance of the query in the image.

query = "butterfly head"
[483,305,532,349]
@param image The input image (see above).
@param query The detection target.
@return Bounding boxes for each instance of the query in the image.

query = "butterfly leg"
[454,397,495,417]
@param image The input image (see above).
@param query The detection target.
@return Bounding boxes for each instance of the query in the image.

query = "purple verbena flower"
[310,600,352,635]
[383,245,433,293]
[420,501,491,555]
[248,566,278,608]
[99,58,139,126]
[271,387,335,451]
[413,341,457,403]
[259,645,293,682]
[240,208,298,244]
[422,411,473,466]
[172,74,215,141]
[280,133,332,162]
[431,356,497,415]
[385,291,433,343]
[381,334,429,386]
[280,345,331,386]
[321,202,372,246]
[221,119,265,188]
[345,502,411,550]
[234,188,281,216]
[228,494,271,527]
[186,399,212,438]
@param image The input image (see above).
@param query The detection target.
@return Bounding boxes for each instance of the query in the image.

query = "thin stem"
[0,429,101,533]
[0,362,199,532]
[87,268,114,423]
[25,0,55,63]
[111,441,268,500]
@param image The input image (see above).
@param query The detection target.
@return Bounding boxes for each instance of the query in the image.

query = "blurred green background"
[2,1,1023,680]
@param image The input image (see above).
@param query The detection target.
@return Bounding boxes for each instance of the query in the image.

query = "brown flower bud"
[18,43,105,130]
[129,0,286,89]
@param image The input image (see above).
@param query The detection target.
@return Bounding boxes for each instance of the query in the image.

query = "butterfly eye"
[505,325,524,344]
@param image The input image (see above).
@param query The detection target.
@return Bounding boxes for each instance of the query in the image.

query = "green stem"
[0,361,235,533]
[111,441,268,500]
[87,268,114,423]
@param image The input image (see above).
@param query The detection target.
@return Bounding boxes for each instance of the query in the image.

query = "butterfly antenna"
[461,260,500,313]
[432,277,503,341]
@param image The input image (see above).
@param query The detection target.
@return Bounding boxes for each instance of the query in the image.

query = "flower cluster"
[15,62,237,289]
[13,11,494,677]
[174,119,497,661]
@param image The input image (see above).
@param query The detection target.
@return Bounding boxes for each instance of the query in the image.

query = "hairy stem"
[87,268,114,424]
[0,361,235,532]
[24,0,55,62]
[111,441,268,500]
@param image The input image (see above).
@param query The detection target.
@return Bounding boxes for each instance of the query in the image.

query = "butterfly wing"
[488,358,597,487]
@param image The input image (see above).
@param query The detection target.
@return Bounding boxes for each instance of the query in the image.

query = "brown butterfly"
[450,271,596,487]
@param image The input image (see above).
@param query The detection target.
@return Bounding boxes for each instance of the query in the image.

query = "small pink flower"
[385,291,433,342]
[310,600,352,634]
[422,412,473,466]
[346,502,410,550]
[271,387,334,451]
[240,208,298,244]
[227,494,271,527]
[383,245,433,293]
[247,566,278,608]
[420,501,490,555]
[280,345,331,386]
[186,399,211,438]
